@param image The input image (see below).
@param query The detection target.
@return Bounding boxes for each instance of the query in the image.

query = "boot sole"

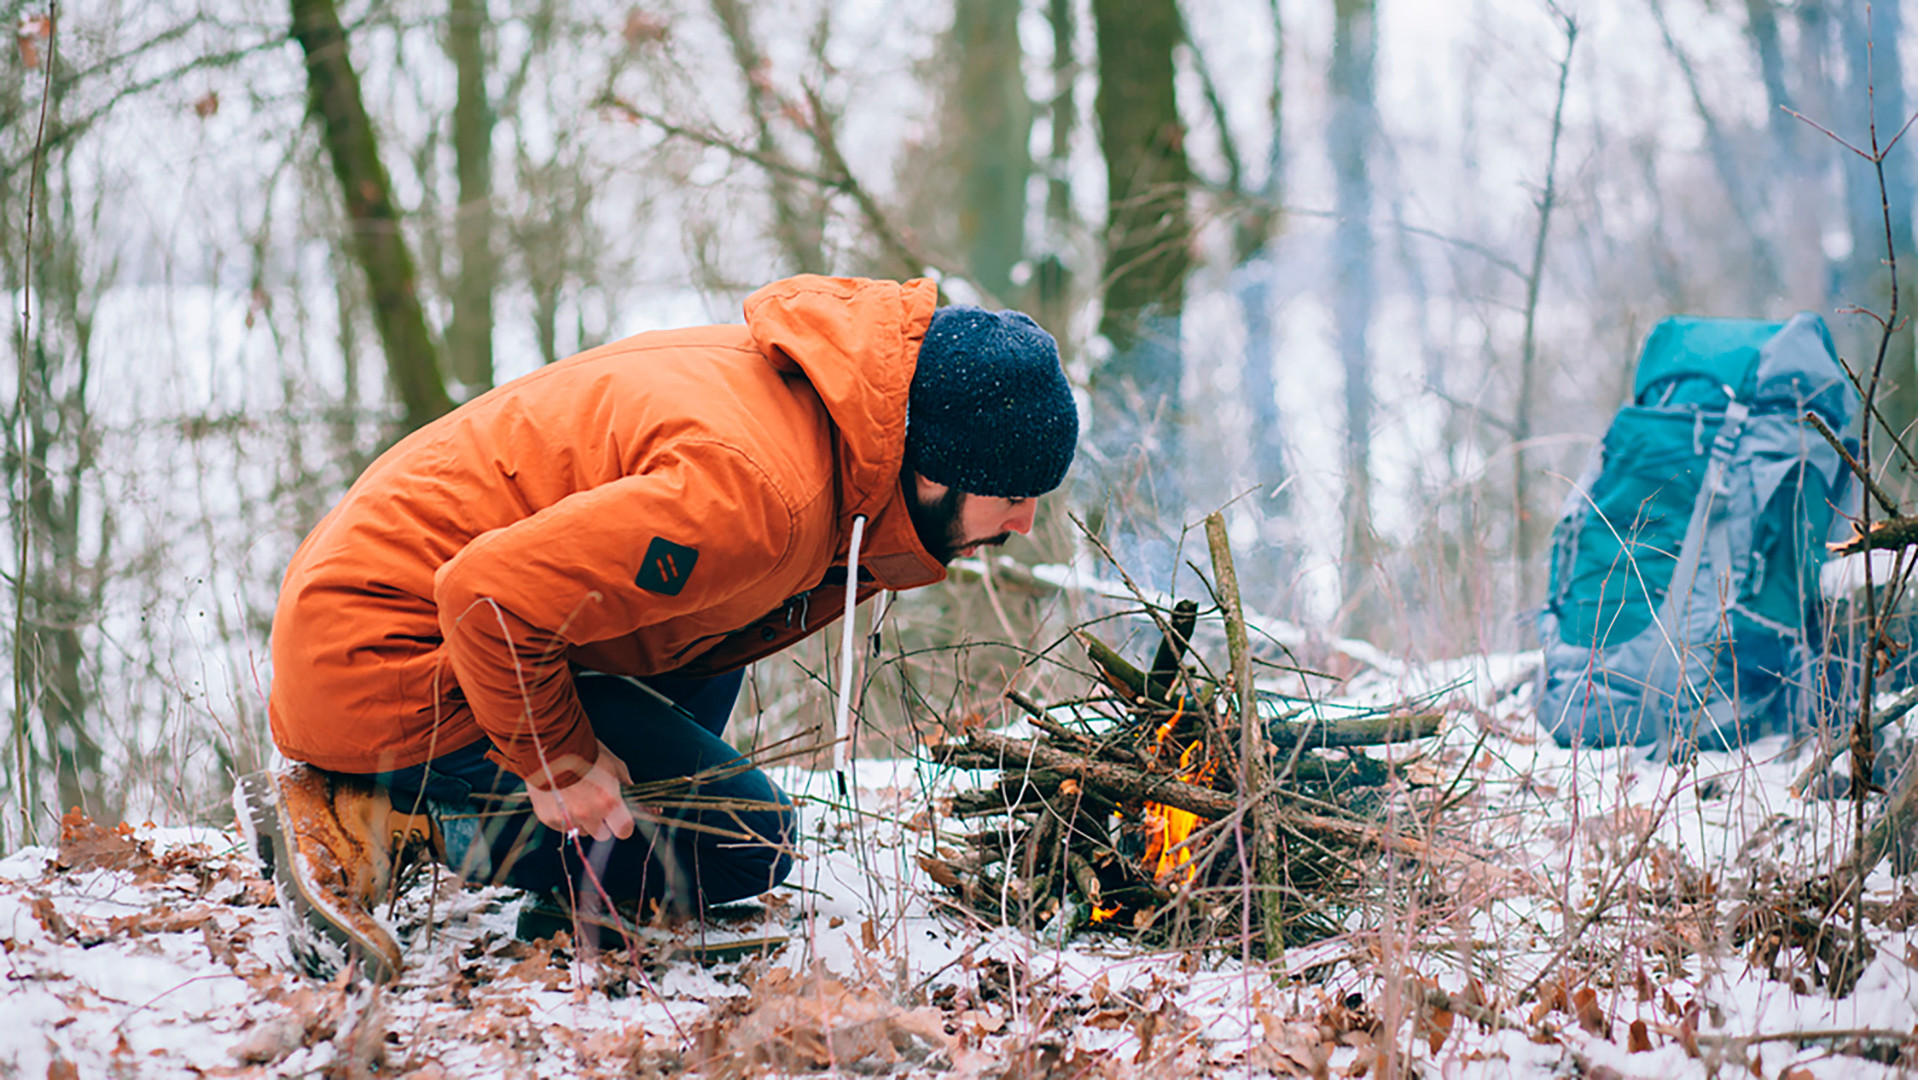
[233,770,402,983]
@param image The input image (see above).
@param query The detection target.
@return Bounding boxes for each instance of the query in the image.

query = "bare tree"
[1330,0,1379,631]
[4,13,113,834]
[1088,0,1191,577]
[445,0,497,392]
[290,0,454,432]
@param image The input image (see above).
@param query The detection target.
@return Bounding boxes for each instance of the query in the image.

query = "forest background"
[2,0,1912,847]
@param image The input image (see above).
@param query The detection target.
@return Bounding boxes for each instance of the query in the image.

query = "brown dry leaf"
[15,13,50,70]
[231,1014,305,1066]
[46,1050,80,1080]
[1246,1024,1331,1079]
[621,8,670,46]
[1131,1011,1160,1065]
[192,91,219,118]
[56,809,160,879]
[1421,1005,1455,1054]
[1627,1018,1652,1053]
[1677,1005,1700,1059]
[1572,987,1607,1038]
[109,904,216,938]
[688,968,951,1074]
[1529,981,1567,1026]
[502,941,568,991]
[1779,1069,1815,1080]
[30,895,72,942]
[917,854,964,890]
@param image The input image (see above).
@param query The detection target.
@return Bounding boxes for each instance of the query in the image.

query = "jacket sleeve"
[432,446,793,787]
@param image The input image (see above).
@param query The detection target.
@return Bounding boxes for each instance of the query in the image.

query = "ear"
[912,472,952,504]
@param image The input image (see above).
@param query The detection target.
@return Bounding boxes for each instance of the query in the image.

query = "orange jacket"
[268,276,946,786]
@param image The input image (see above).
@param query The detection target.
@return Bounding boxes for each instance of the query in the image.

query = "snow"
[6,657,1918,1077]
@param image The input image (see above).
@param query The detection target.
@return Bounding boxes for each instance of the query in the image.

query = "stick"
[1792,683,1918,796]
[1267,712,1442,749]
[1077,630,1151,702]
[1831,514,1918,557]
[1806,409,1900,516]
[1207,511,1285,960]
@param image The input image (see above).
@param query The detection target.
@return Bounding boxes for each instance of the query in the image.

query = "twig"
[1791,683,1918,795]
[1805,409,1900,516]
[12,0,58,847]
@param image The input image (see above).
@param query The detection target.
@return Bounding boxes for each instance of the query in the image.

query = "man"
[235,275,1077,982]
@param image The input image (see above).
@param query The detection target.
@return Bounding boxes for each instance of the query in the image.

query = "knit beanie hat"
[906,305,1078,499]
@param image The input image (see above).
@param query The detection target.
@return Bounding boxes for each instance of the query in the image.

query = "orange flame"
[1139,701,1215,887]
[1088,902,1121,923]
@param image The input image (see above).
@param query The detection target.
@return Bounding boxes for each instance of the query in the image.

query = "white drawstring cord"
[833,514,868,795]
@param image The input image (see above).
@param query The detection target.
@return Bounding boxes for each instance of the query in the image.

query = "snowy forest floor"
[7,653,1918,1078]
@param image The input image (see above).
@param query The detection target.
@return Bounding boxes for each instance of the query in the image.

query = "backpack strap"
[1644,399,1749,753]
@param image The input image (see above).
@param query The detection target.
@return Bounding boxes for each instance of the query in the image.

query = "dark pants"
[360,670,796,916]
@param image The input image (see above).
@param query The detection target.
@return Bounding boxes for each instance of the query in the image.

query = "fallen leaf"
[1627,1018,1652,1053]
[1422,1004,1455,1053]
[1678,1004,1700,1059]
[1572,987,1607,1038]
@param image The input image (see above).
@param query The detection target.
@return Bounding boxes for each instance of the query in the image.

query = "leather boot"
[234,764,442,983]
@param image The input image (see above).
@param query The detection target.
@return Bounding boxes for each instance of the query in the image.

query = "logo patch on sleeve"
[636,537,699,596]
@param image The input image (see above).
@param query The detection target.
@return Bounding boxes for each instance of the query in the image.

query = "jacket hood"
[744,275,938,521]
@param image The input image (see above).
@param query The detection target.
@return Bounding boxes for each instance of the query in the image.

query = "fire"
[1088,902,1121,923]
[1140,704,1216,887]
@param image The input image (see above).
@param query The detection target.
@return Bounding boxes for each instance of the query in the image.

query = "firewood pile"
[919,516,1445,954]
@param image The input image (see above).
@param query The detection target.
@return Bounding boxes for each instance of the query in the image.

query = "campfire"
[920,522,1444,952]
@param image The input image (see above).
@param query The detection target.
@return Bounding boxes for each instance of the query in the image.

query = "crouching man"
[237,275,1077,981]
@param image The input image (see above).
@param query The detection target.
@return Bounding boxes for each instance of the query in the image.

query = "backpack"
[1536,313,1858,753]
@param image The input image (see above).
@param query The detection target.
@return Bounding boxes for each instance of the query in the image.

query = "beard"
[905,476,1010,565]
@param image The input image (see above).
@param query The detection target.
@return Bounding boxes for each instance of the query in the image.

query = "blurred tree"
[1089,0,1191,574]
[947,0,1032,302]
[1188,2,1289,561]
[445,0,497,392]
[1744,0,1829,311]
[1031,0,1077,335]
[1330,0,1379,631]
[895,0,1034,303]
[290,0,454,432]
[1834,2,1917,461]
[4,18,113,833]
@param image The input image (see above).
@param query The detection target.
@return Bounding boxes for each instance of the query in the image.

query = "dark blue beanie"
[906,306,1078,498]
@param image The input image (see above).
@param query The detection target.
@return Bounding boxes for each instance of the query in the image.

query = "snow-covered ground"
[5,656,1918,1078]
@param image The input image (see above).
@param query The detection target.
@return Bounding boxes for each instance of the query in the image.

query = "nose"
[1006,499,1037,536]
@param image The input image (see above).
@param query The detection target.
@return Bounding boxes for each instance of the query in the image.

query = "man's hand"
[526,740,636,842]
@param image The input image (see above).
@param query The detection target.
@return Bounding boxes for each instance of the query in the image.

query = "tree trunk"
[1235,0,1289,548]
[1031,0,1075,341]
[1089,0,1191,574]
[291,0,454,432]
[1330,0,1379,631]
[1745,0,1828,311]
[1836,3,1917,461]
[949,0,1032,301]
[445,0,496,393]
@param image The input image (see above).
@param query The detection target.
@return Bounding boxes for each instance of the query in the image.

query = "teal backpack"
[1537,313,1857,752]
